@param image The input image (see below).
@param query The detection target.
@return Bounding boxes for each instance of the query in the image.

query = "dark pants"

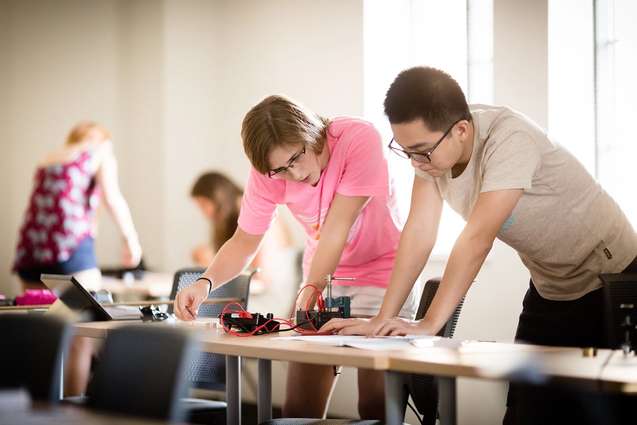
[503,256,637,425]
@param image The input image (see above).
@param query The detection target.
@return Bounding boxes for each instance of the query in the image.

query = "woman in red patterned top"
[13,121,142,291]
[13,121,142,396]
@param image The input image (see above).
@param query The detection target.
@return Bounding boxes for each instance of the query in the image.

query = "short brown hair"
[384,67,472,131]
[241,95,330,174]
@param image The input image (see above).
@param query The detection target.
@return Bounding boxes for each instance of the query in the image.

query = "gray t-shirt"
[416,105,637,300]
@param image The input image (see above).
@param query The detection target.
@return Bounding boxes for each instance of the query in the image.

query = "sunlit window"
[595,0,637,226]
[549,0,636,226]
[363,0,493,256]
[548,0,595,172]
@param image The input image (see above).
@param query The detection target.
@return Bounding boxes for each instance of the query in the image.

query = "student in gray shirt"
[323,66,637,425]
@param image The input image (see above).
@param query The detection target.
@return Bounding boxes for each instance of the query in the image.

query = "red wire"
[297,283,326,333]
[219,302,295,337]
[295,283,325,310]
[219,283,328,336]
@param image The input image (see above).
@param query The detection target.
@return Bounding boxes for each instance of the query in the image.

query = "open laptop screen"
[41,274,114,321]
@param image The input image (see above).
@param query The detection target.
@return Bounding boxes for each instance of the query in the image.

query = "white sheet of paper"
[278,335,439,351]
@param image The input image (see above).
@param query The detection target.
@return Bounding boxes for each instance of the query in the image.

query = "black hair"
[384,66,472,131]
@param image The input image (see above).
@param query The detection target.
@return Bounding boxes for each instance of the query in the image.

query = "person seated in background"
[189,171,292,290]
[12,121,143,396]
[190,172,244,267]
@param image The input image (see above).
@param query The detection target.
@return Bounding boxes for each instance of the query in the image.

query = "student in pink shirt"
[174,95,419,419]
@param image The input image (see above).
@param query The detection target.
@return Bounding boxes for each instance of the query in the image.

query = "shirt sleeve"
[481,131,541,193]
[237,168,283,235]
[335,122,389,198]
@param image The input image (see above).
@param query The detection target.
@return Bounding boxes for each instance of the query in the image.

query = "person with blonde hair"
[174,95,421,419]
[13,121,142,395]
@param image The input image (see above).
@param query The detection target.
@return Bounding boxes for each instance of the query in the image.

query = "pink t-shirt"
[238,117,402,288]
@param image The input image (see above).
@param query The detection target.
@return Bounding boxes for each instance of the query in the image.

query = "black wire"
[406,399,425,425]
[265,320,314,334]
[225,319,315,335]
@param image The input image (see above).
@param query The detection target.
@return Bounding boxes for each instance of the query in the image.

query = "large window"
[595,0,637,225]
[549,0,637,226]
[363,0,493,256]
[548,1,595,172]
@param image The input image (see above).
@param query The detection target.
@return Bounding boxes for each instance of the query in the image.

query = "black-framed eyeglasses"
[267,146,306,178]
[388,118,463,163]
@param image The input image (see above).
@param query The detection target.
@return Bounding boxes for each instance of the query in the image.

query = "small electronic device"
[220,312,280,334]
[295,274,352,330]
[140,305,170,322]
[295,308,348,331]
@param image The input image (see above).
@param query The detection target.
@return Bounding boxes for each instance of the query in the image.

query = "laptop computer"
[41,274,142,321]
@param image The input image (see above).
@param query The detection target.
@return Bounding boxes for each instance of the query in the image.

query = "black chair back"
[408,277,465,425]
[414,278,464,335]
[87,325,197,422]
[0,314,71,403]
[601,273,637,350]
[168,268,253,391]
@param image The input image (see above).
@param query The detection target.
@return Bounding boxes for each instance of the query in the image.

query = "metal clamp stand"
[325,274,354,310]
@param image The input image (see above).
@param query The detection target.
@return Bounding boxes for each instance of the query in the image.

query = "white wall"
[158,0,364,272]
[1,1,551,423]
[161,0,221,272]
[115,0,166,272]
[2,0,122,295]
[0,1,12,296]
[494,0,548,128]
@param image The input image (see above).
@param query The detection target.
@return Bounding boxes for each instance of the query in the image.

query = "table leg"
[384,371,407,425]
[257,358,272,422]
[438,377,457,425]
[58,353,64,400]
[226,355,241,425]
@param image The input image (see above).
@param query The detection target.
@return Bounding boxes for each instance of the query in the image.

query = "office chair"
[598,273,637,424]
[261,277,464,425]
[168,267,255,424]
[0,314,72,403]
[86,325,197,422]
[601,273,637,351]
[406,277,465,425]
